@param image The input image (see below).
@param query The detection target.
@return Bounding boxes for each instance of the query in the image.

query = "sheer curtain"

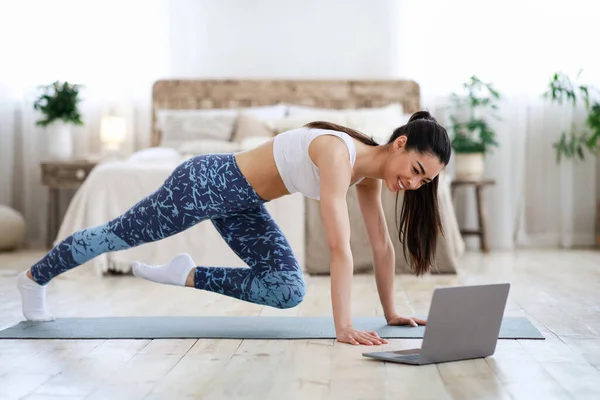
[395,0,600,250]
[0,0,171,247]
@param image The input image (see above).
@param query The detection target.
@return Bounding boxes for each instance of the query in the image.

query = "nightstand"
[40,159,98,248]
[450,178,496,253]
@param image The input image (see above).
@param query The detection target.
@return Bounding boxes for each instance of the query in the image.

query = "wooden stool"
[450,178,496,253]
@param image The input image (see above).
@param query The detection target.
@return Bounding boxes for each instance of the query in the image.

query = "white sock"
[131,253,196,287]
[17,271,55,322]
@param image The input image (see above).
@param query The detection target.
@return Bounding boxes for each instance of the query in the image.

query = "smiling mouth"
[396,178,405,191]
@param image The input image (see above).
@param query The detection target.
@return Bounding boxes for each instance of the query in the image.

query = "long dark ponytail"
[388,110,451,275]
[305,110,451,276]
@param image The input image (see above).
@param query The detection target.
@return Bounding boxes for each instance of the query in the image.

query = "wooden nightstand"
[40,159,98,248]
[450,178,496,253]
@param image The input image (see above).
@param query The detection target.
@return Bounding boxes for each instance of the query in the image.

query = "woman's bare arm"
[356,178,397,319]
[310,136,386,345]
[356,178,426,327]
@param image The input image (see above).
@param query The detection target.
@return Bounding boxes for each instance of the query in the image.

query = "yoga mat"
[0,316,545,340]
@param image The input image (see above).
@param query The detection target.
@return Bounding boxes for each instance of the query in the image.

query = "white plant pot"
[47,121,73,160]
[455,153,485,180]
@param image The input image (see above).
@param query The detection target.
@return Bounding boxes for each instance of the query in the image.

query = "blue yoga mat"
[0,316,545,340]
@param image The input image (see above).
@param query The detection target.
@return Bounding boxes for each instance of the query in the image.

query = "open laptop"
[362,283,510,365]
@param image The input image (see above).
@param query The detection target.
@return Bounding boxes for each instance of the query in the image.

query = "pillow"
[157,112,237,147]
[156,105,288,147]
[284,103,408,142]
[344,104,410,144]
[343,103,404,124]
[265,112,348,134]
[242,104,287,120]
[286,104,341,117]
[240,136,273,150]
[156,109,237,118]
[178,139,242,156]
[287,103,405,118]
[231,113,276,142]
[127,147,183,164]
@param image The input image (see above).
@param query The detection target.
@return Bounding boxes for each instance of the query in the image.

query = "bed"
[55,79,464,277]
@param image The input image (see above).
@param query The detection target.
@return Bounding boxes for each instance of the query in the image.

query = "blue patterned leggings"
[30,154,306,309]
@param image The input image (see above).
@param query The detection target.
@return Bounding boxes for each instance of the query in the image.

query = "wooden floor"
[0,248,599,399]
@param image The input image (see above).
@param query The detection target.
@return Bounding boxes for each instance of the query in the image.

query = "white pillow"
[367,114,411,144]
[156,105,288,147]
[178,139,242,156]
[157,112,237,147]
[343,103,404,124]
[283,103,408,142]
[242,104,288,120]
[127,147,183,164]
[265,112,348,134]
[240,136,273,150]
[287,103,405,118]
[286,104,340,117]
[344,104,409,144]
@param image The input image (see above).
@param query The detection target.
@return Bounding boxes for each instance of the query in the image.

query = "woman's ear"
[393,135,407,152]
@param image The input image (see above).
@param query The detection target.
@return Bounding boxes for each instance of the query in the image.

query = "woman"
[18,110,451,346]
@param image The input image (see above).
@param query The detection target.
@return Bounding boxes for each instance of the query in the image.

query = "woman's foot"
[17,271,55,322]
[131,253,196,287]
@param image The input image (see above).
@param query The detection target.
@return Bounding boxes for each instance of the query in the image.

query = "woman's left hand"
[386,314,427,327]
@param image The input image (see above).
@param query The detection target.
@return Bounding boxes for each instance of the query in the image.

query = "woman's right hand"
[336,326,388,346]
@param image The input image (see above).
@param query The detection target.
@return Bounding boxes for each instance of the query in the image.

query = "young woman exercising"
[18,110,451,346]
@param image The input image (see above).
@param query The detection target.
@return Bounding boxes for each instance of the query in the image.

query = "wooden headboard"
[151,79,421,147]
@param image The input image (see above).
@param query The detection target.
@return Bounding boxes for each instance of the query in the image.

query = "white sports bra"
[272,127,364,200]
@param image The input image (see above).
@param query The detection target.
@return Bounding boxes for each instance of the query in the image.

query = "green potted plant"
[33,81,83,159]
[448,75,501,179]
[542,71,600,163]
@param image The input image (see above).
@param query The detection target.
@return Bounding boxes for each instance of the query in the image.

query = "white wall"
[169,0,396,79]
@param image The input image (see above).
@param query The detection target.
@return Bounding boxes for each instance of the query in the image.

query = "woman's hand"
[336,326,388,346]
[386,314,427,327]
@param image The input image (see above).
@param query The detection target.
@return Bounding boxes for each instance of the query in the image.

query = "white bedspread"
[55,156,305,277]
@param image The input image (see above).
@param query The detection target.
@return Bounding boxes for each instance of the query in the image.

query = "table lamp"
[100,115,126,157]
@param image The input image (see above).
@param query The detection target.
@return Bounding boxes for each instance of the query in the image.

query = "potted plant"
[542,71,600,163]
[33,81,83,160]
[447,75,501,180]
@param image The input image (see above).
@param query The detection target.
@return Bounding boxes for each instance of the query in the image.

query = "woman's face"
[383,136,445,192]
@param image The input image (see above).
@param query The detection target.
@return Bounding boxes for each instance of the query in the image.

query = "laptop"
[362,283,510,365]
